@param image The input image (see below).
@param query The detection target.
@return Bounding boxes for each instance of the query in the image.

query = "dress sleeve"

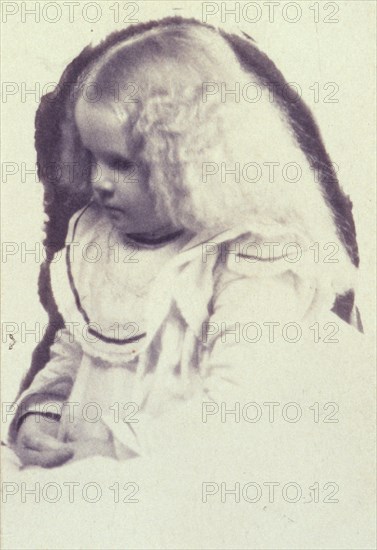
[198,248,322,403]
[7,328,83,443]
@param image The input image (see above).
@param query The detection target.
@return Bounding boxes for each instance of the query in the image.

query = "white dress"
[8,201,354,457]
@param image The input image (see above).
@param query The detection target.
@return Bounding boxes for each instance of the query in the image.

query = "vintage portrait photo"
[1,1,376,549]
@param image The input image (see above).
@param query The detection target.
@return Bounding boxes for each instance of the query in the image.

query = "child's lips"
[103,205,125,219]
[105,205,123,213]
[93,198,123,214]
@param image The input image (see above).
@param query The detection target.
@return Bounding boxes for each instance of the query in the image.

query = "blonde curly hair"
[43,20,356,296]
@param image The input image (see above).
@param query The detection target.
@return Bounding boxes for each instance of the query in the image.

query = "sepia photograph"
[1,1,376,549]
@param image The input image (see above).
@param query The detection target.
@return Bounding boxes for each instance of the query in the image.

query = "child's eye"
[105,155,134,171]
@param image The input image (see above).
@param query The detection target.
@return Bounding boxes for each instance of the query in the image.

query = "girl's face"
[75,97,172,234]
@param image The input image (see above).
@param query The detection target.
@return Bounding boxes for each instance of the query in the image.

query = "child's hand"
[15,414,74,468]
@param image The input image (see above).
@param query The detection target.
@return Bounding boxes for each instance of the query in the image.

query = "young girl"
[10,17,361,468]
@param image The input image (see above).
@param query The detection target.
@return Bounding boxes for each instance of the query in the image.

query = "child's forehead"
[75,97,129,128]
[75,98,137,156]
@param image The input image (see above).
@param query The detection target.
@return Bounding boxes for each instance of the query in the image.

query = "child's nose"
[92,169,115,198]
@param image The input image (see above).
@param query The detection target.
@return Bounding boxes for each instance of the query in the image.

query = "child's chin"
[105,209,168,235]
[105,209,129,230]
[105,209,123,221]
[107,214,138,235]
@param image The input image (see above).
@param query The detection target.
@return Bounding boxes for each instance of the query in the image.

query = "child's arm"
[10,328,83,431]
[11,325,118,466]
[9,327,82,466]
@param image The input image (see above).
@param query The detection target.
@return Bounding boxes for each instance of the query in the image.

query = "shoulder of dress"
[212,229,311,282]
[209,229,328,319]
